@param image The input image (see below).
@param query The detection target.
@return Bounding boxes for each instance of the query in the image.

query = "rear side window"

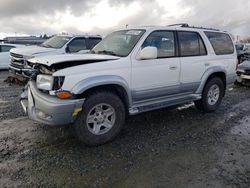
[0,45,15,52]
[204,32,234,55]
[88,37,102,49]
[178,31,207,57]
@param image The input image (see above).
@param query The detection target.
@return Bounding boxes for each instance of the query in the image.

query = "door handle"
[169,66,177,70]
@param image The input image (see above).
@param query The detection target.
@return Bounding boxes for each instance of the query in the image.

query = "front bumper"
[236,70,250,83]
[20,81,85,126]
[9,64,23,75]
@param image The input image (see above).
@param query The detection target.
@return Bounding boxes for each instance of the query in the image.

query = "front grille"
[10,52,23,59]
[10,52,25,66]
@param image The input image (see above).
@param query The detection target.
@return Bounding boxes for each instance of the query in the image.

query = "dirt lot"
[0,70,250,188]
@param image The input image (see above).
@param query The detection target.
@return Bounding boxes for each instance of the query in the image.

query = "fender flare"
[196,66,227,94]
[71,75,132,106]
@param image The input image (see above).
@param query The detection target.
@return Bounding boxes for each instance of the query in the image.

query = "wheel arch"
[196,67,227,94]
[71,75,132,110]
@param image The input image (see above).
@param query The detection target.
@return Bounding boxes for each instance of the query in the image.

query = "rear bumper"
[21,81,85,126]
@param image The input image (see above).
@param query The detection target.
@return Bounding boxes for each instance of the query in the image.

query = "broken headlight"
[37,74,54,91]
[53,76,65,90]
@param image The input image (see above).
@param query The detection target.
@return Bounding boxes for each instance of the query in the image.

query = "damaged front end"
[20,61,85,126]
[236,60,250,86]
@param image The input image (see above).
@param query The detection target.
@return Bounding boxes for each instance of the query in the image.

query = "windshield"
[41,36,71,49]
[91,29,145,57]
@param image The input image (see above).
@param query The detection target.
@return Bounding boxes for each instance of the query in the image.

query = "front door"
[131,30,181,103]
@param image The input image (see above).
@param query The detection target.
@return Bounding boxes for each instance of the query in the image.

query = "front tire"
[73,90,125,146]
[195,77,224,112]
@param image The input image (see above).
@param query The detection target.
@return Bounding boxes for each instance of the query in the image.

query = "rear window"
[204,32,234,55]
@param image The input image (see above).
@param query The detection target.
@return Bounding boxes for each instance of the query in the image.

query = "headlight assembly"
[36,74,54,91]
[24,56,34,60]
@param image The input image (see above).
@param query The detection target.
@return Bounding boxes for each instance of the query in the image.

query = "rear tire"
[73,90,125,146]
[195,77,224,112]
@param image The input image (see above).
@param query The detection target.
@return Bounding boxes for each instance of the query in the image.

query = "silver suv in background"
[9,34,102,77]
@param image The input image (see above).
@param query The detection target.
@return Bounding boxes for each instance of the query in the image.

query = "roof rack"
[168,23,220,31]
[168,23,189,27]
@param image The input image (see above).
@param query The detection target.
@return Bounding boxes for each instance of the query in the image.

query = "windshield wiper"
[96,50,118,56]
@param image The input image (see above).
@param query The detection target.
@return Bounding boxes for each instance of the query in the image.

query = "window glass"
[67,38,87,53]
[178,31,207,56]
[199,37,207,55]
[142,31,176,58]
[88,38,102,49]
[1,45,15,52]
[42,36,71,49]
[205,32,234,55]
[92,29,145,57]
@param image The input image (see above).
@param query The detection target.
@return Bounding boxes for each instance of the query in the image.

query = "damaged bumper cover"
[236,69,250,83]
[20,81,85,126]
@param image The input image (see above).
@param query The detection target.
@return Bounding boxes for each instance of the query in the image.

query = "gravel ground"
[0,71,250,187]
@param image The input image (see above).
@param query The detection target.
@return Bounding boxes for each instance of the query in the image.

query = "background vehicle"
[235,43,250,63]
[0,43,24,69]
[236,57,250,85]
[20,24,237,146]
[9,34,102,77]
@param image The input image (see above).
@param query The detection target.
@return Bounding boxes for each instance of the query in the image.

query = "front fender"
[71,75,132,106]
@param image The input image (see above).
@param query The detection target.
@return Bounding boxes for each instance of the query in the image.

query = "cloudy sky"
[0,0,250,39]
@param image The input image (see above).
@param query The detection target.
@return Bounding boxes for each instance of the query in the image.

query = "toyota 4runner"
[20,24,237,146]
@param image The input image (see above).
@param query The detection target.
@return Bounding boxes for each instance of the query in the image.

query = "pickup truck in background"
[9,34,102,77]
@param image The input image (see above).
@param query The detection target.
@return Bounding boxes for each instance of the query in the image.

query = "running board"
[129,94,201,115]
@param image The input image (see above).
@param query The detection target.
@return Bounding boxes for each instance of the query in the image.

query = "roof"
[124,23,227,33]
[56,34,102,38]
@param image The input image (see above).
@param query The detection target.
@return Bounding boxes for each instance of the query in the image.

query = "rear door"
[178,31,208,93]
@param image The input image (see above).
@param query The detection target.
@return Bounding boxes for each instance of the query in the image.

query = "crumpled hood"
[10,45,57,57]
[28,53,120,67]
[238,60,250,70]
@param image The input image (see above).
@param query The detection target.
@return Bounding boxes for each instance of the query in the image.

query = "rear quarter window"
[204,32,234,55]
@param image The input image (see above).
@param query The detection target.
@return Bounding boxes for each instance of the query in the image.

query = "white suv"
[9,34,102,77]
[20,24,237,146]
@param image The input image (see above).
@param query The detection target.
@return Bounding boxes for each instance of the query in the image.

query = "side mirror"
[139,47,157,60]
